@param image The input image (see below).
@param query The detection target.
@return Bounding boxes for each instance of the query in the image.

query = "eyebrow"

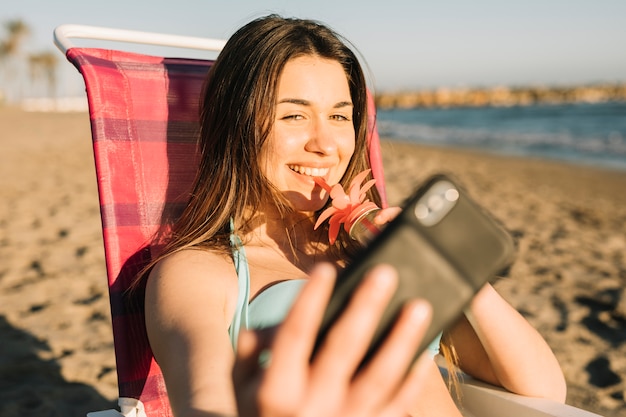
[277,98,353,108]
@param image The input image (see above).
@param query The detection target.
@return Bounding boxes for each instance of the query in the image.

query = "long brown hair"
[153,15,380,264]
[142,15,464,395]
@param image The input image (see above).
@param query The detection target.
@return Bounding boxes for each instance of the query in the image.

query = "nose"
[304,117,337,155]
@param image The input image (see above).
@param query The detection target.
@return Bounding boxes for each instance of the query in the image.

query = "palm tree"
[28,51,58,99]
[0,19,31,102]
[2,20,30,54]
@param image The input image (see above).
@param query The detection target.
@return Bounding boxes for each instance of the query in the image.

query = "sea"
[376,101,626,172]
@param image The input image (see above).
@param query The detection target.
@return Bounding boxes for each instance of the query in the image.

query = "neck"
[243,205,332,263]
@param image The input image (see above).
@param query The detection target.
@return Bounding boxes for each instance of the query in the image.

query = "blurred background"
[2,0,626,102]
[2,1,625,170]
[1,2,626,416]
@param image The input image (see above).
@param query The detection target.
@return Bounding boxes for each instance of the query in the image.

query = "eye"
[282,114,304,121]
[331,114,351,121]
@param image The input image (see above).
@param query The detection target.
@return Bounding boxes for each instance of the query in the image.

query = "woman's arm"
[446,283,567,402]
[146,249,240,417]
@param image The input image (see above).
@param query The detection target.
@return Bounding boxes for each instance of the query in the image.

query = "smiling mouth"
[288,165,329,177]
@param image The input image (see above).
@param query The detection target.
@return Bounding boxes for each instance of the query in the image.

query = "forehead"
[277,56,350,97]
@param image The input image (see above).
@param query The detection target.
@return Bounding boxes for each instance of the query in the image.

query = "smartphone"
[313,174,516,365]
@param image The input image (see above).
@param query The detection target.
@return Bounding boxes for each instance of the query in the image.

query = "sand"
[1,107,625,416]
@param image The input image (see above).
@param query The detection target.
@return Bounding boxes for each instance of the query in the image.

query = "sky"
[2,0,626,97]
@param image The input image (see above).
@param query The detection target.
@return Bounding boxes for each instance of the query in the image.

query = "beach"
[1,107,625,416]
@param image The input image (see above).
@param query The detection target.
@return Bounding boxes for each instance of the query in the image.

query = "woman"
[145,15,566,417]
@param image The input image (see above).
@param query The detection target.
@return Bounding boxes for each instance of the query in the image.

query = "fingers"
[310,264,398,380]
[259,264,401,416]
[266,263,336,372]
[374,206,402,225]
[307,265,434,417]
[361,299,432,384]
[233,327,276,383]
[350,299,433,414]
[378,352,436,417]
[296,264,398,415]
[234,262,437,417]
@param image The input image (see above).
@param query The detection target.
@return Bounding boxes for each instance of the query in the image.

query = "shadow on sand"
[0,315,117,417]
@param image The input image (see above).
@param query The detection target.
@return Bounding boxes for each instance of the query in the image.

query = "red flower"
[314,169,378,244]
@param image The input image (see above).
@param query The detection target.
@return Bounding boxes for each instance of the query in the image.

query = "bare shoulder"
[146,249,239,330]
[149,248,236,282]
[145,249,241,414]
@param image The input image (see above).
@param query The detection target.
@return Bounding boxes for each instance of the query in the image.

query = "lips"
[288,164,330,177]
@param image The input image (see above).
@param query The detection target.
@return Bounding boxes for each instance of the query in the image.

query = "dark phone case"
[314,174,516,365]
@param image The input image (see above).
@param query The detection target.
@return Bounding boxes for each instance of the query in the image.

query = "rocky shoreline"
[375,83,626,109]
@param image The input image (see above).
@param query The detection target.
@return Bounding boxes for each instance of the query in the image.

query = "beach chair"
[54,25,603,417]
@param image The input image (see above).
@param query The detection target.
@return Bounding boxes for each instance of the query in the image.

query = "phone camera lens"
[415,204,429,219]
[445,188,459,202]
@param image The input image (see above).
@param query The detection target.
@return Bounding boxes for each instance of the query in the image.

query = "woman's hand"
[232,263,433,417]
[373,206,402,226]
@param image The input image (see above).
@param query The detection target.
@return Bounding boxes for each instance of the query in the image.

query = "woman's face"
[261,55,356,213]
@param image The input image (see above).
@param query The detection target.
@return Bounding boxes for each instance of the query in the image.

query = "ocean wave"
[377,120,626,170]
[376,102,626,170]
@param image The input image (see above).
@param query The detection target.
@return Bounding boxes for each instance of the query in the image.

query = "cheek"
[340,136,356,164]
[266,130,300,159]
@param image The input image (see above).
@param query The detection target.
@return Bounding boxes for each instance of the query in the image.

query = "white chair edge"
[87,397,146,417]
[54,24,226,55]
[454,373,604,417]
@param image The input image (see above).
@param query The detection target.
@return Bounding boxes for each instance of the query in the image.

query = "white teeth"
[288,165,329,177]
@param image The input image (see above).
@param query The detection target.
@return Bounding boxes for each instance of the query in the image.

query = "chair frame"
[54,24,226,54]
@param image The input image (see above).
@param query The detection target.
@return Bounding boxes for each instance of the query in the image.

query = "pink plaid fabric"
[65,47,387,416]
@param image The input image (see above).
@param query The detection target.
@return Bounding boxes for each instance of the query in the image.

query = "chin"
[284,193,328,214]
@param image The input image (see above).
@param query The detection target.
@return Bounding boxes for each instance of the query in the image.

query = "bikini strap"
[229,219,251,350]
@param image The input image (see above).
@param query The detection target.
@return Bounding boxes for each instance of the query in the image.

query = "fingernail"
[372,272,391,287]
[369,265,397,289]
[406,300,432,322]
